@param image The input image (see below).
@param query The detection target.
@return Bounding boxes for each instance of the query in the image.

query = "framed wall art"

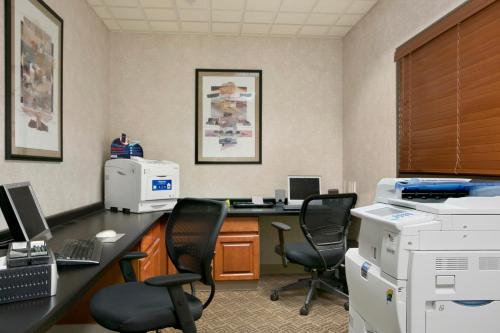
[195,69,262,164]
[5,0,63,161]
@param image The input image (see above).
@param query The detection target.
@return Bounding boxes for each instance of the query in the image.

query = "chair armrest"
[119,252,147,282]
[272,222,291,231]
[272,222,290,267]
[145,273,202,287]
[121,251,148,260]
[146,274,201,333]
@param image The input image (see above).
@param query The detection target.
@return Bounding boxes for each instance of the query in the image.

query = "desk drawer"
[220,217,259,233]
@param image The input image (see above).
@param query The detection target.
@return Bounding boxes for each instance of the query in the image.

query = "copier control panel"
[366,207,416,222]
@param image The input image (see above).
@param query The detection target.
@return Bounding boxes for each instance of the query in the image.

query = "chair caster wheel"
[270,290,279,301]
[300,304,310,316]
[344,302,349,311]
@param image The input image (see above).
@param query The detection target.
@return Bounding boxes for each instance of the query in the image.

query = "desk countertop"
[157,205,301,218]
[0,210,163,333]
[226,206,300,217]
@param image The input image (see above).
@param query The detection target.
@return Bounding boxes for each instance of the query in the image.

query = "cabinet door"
[141,222,161,252]
[139,238,161,281]
[214,234,260,280]
[137,219,165,281]
[150,238,161,277]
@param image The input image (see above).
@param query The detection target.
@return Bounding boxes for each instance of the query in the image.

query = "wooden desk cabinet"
[213,217,260,281]
[135,216,174,280]
[137,216,260,282]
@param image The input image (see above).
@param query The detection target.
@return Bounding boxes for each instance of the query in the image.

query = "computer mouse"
[96,229,117,238]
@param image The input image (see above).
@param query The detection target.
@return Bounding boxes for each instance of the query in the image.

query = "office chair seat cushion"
[275,242,343,268]
[90,282,203,332]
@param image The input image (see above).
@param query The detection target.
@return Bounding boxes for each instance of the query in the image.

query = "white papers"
[0,256,6,270]
[252,196,264,205]
[12,242,28,249]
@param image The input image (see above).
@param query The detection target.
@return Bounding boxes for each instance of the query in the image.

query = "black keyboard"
[56,239,103,265]
[282,205,302,211]
[232,202,275,209]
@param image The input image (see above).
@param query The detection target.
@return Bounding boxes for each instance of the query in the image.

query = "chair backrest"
[299,193,357,269]
[166,198,227,286]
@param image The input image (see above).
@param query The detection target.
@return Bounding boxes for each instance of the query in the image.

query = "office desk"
[0,210,163,333]
[0,206,300,332]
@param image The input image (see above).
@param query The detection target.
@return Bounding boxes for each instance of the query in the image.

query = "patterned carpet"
[163,275,349,333]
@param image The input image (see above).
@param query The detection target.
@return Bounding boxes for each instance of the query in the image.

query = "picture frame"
[195,69,262,164]
[5,0,63,161]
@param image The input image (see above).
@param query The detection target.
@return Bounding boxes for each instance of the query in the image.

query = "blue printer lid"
[396,179,500,197]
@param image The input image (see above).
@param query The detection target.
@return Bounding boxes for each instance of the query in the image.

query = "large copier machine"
[346,178,500,333]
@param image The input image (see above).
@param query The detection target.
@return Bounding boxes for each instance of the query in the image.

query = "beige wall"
[343,0,467,205]
[108,34,344,198]
[1,0,470,226]
[0,0,109,226]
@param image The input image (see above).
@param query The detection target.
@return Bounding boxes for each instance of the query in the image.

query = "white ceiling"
[87,0,377,38]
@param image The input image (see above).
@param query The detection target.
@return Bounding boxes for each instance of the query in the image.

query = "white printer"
[104,157,179,213]
[346,178,500,333]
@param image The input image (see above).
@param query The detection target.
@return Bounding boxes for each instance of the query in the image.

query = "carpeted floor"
[163,275,349,333]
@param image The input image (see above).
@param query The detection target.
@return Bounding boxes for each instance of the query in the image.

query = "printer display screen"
[152,179,172,191]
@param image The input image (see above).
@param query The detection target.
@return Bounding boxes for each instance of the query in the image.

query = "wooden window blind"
[396,0,500,176]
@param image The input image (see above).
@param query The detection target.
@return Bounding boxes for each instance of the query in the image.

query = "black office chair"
[90,198,227,333]
[270,193,357,315]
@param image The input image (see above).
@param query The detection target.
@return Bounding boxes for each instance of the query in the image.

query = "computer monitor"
[287,176,321,205]
[0,182,52,241]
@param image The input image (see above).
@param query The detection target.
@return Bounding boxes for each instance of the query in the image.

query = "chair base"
[270,270,348,315]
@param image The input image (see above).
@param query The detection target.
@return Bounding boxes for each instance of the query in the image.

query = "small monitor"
[0,182,52,241]
[287,176,321,205]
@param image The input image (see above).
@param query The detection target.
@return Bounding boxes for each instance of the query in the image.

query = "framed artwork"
[5,0,63,161]
[195,69,262,164]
